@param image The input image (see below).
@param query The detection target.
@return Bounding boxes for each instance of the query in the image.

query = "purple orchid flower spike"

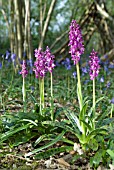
[89,49,100,80]
[68,20,84,65]
[44,46,55,73]
[20,60,28,78]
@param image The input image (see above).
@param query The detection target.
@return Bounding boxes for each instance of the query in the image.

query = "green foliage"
[26,130,66,157]
[0,38,114,170]
[35,146,73,160]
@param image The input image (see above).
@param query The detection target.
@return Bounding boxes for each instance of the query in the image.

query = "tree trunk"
[38,0,56,49]
[14,0,23,60]
[27,0,33,60]
[9,0,15,53]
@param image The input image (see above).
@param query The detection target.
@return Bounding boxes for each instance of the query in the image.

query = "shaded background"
[0,0,114,63]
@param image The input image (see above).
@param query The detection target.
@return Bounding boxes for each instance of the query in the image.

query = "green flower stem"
[92,78,96,129]
[39,78,42,113]
[93,78,95,116]
[51,72,53,98]
[23,77,26,102]
[50,72,54,121]
[22,77,26,112]
[42,77,45,108]
[39,78,45,114]
[76,63,83,111]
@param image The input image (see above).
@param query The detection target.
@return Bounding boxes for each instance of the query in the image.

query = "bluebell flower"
[29,59,33,67]
[29,68,33,74]
[104,55,108,59]
[11,53,16,62]
[62,58,72,70]
[0,62,2,69]
[73,71,76,78]
[106,81,111,88]
[111,98,114,104]
[5,50,11,60]
[100,76,104,83]
[55,61,60,67]
[30,86,35,92]
[66,58,70,64]
[99,60,104,67]
[109,64,114,69]
[82,67,88,73]
[65,58,71,70]
[61,61,65,65]
[81,67,88,76]
[27,59,33,67]
[84,80,90,84]
[104,65,108,72]
[104,60,109,65]
[66,64,71,70]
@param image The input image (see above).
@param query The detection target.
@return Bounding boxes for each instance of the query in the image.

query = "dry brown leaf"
[57,158,70,167]
[70,150,76,155]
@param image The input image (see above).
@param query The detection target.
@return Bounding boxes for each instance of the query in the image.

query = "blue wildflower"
[84,80,90,84]
[11,53,16,62]
[73,71,76,78]
[100,76,104,83]
[30,86,35,92]
[109,64,114,69]
[104,65,108,72]
[111,98,114,104]
[106,81,111,88]
[0,62,2,69]
[5,50,11,60]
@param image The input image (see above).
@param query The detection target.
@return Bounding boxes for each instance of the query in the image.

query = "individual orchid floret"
[20,60,28,78]
[44,46,55,73]
[68,20,84,65]
[89,49,100,80]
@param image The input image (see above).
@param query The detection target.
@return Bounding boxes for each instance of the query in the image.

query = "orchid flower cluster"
[20,60,28,78]
[20,46,55,112]
[68,20,84,65]
[89,49,100,80]
[32,47,55,112]
[33,46,55,78]
[33,48,46,78]
[45,46,55,73]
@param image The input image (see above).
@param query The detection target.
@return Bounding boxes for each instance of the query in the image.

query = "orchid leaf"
[35,146,73,159]
[25,130,66,157]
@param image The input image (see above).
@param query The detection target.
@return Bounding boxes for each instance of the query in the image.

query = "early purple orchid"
[68,20,84,65]
[20,60,28,78]
[89,49,100,80]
